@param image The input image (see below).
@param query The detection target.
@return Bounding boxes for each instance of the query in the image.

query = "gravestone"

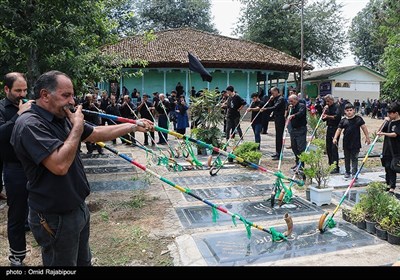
[169,172,269,185]
[194,221,381,265]
[183,184,274,201]
[176,197,322,228]
[90,180,148,192]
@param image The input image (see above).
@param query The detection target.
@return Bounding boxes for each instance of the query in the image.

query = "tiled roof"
[102,28,313,72]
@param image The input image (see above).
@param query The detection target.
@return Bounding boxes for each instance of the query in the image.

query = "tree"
[348,0,386,72]
[0,0,141,94]
[235,0,347,67]
[135,0,217,33]
[381,0,400,99]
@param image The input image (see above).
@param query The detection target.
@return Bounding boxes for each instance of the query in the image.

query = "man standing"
[287,94,307,169]
[264,87,286,160]
[322,94,341,173]
[11,70,153,266]
[246,93,264,150]
[0,72,33,266]
[225,86,246,141]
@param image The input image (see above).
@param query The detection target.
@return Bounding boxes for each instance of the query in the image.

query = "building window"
[343,82,350,88]
[335,82,342,87]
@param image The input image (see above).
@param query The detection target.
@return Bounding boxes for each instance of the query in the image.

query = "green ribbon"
[185,138,203,167]
[233,214,252,239]
[211,207,219,223]
[270,227,287,242]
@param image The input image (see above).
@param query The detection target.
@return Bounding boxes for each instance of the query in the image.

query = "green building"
[101,28,312,103]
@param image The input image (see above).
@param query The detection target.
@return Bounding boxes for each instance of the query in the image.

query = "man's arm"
[41,106,85,176]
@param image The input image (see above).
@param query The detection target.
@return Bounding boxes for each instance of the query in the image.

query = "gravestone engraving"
[169,172,268,186]
[183,184,274,201]
[176,197,322,228]
[194,222,381,265]
[84,166,135,174]
[90,180,148,192]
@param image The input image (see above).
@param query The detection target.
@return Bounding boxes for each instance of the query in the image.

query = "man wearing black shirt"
[247,93,265,150]
[105,95,121,144]
[264,87,286,160]
[225,85,246,140]
[322,94,341,173]
[0,72,33,266]
[138,94,155,146]
[11,70,153,266]
[155,93,170,144]
[287,94,307,169]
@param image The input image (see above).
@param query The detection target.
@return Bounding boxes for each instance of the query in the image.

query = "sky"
[210,0,370,69]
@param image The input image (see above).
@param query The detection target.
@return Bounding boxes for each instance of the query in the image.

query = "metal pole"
[300,0,304,99]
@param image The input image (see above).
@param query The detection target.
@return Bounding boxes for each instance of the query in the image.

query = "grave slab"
[194,221,381,266]
[90,180,148,192]
[84,166,135,174]
[176,197,322,228]
[169,172,269,186]
[183,184,274,201]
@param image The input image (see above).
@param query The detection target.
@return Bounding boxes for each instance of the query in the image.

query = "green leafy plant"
[358,182,388,222]
[190,89,224,149]
[233,142,262,164]
[307,113,326,140]
[349,203,366,223]
[299,139,336,188]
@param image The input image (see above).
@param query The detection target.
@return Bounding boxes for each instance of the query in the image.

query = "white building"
[303,65,385,102]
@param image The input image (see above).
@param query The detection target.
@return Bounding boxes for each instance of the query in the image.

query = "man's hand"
[65,105,84,134]
[135,118,155,132]
[17,99,34,115]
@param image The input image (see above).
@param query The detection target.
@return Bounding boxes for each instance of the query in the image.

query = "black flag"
[188,52,212,82]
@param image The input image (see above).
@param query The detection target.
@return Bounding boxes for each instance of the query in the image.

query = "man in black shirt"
[322,94,341,173]
[105,95,121,144]
[225,85,246,141]
[247,93,265,150]
[11,70,153,266]
[0,72,33,266]
[287,94,307,169]
[138,94,155,146]
[264,87,286,160]
[155,93,170,144]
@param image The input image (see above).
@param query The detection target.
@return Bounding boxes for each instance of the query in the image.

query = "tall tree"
[381,0,400,99]
[235,0,347,67]
[348,0,386,72]
[0,0,140,94]
[136,0,217,33]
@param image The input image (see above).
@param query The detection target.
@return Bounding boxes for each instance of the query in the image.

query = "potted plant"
[386,197,400,245]
[233,142,262,165]
[299,139,336,206]
[358,182,387,234]
[349,203,366,230]
[376,216,391,240]
[190,89,224,152]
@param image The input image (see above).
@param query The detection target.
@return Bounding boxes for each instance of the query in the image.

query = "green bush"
[233,142,262,163]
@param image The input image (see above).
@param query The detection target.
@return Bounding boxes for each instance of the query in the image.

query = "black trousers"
[275,116,285,155]
[3,163,28,262]
[382,157,397,189]
[326,126,339,169]
[157,114,168,143]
